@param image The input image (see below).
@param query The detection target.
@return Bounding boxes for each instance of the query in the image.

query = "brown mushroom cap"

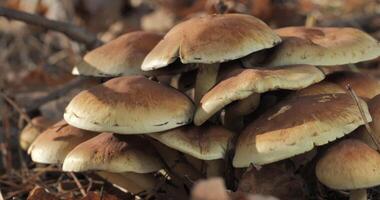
[330,71,380,100]
[28,120,97,164]
[294,81,346,97]
[73,31,162,77]
[19,116,54,151]
[150,124,233,160]
[63,133,162,173]
[142,13,280,70]
[316,139,380,190]
[194,65,325,126]
[264,27,380,66]
[233,94,371,167]
[64,76,194,134]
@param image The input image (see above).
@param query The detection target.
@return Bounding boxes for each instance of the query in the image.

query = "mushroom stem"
[223,93,260,132]
[96,171,157,194]
[205,159,224,177]
[349,189,367,200]
[194,63,220,104]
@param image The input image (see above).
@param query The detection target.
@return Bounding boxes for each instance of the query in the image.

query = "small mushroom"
[64,76,194,134]
[150,124,233,177]
[262,27,380,67]
[19,116,54,151]
[141,13,281,103]
[316,139,380,200]
[28,120,98,164]
[233,93,371,167]
[73,31,195,77]
[194,65,325,126]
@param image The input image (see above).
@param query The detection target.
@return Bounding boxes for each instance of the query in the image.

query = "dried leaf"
[27,186,58,200]
[80,192,120,200]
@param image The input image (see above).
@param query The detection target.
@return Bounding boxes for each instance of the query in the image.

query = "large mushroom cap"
[142,13,281,70]
[28,120,97,164]
[233,94,371,167]
[265,27,380,66]
[63,132,162,173]
[316,139,380,190]
[64,76,194,134]
[330,71,380,100]
[150,124,233,160]
[194,65,325,125]
[73,31,163,77]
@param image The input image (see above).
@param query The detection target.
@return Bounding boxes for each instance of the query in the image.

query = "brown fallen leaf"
[27,186,58,200]
[80,191,120,200]
[238,162,307,200]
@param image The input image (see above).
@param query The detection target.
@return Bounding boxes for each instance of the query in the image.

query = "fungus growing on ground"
[233,93,371,167]
[64,76,194,134]
[316,139,380,200]
[142,13,281,103]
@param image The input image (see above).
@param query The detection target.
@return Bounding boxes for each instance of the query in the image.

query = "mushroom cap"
[19,116,54,150]
[64,76,194,134]
[194,65,325,126]
[142,13,281,70]
[294,81,346,97]
[264,27,380,66]
[73,31,162,77]
[233,94,371,167]
[63,132,162,173]
[316,139,380,190]
[28,120,97,164]
[150,124,234,160]
[330,71,380,100]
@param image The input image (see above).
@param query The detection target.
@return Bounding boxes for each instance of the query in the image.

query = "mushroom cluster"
[25,13,380,199]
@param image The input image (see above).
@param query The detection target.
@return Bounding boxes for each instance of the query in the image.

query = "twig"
[0,92,31,124]
[346,85,380,149]
[23,76,90,114]
[0,7,102,48]
[68,172,87,197]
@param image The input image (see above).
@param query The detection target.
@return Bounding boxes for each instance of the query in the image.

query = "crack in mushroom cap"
[63,132,162,173]
[28,120,97,164]
[141,13,281,71]
[233,93,371,167]
[264,27,380,66]
[194,65,325,126]
[73,31,163,77]
[316,139,380,190]
[149,124,234,160]
[329,71,380,100]
[64,76,195,134]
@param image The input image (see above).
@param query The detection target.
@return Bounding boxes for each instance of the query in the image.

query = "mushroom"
[316,139,380,200]
[233,93,371,167]
[293,81,346,97]
[150,124,233,177]
[262,27,380,67]
[64,76,194,134]
[329,71,380,100]
[73,31,196,77]
[141,13,281,103]
[28,120,97,164]
[194,65,325,126]
[19,116,54,151]
[62,132,162,194]
[63,132,162,173]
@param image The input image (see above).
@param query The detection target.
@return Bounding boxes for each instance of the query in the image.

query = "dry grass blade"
[346,84,380,149]
[68,172,87,197]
